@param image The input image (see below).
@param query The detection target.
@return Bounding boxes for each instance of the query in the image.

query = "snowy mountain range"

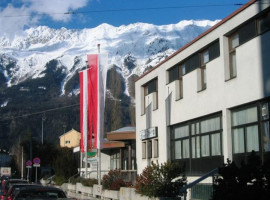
[0,19,219,146]
[0,19,218,97]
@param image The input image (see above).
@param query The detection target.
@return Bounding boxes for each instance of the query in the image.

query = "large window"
[171,114,222,159]
[232,101,270,165]
[232,106,259,154]
[171,113,223,175]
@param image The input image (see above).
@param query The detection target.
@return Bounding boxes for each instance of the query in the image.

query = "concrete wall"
[60,183,150,200]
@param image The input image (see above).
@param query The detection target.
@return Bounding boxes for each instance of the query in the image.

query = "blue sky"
[0,0,248,35]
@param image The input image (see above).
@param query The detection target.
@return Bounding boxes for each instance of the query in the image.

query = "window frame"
[171,113,223,161]
[228,32,239,79]
[142,138,159,159]
[257,11,270,35]
[231,105,260,154]
[167,64,184,100]
[142,78,159,115]
[199,49,208,91]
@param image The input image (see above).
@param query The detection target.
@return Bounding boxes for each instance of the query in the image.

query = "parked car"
[0,176,10,185]
[4,184,40,200]
[13,186,67,200]
[1,179,28,199]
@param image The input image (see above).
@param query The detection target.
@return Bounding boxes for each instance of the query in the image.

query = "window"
[172,124,190,159]
[228,33,239,79]
[142,139,158,159]
[147,140,152,159]
[167,64,185,99]
[168,65,179,83]
[142,142,146,159]
[171,114,222,160]
[232,106,259,154]
[197,50,208,91]
[261,103,270,152]
[143,79,158,114]
[145,79,157,95]
[179,64,185,99]
[110,151,120,169]
[153,139,159,158]
[257,12,270,34]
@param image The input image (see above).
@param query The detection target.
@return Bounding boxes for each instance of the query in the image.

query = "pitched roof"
[59,128,80,138]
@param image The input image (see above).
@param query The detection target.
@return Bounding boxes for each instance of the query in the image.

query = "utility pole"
[41,114,46,145]
[21,146,24,179]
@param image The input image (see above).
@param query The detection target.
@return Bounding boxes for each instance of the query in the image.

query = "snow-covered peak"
[0,19,218,94]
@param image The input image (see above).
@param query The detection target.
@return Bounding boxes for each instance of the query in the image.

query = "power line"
[0,3,248,18]
[0,103,80,123]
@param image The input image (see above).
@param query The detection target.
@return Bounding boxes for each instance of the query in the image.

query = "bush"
[102,169,132,190]
[212,151,270,200]
[135,161,186,198]
[70,177,98,187]
[52,175,67,186]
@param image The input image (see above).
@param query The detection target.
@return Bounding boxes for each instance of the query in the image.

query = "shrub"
[81,178,98,187]
[135,161,186,198]
[70,177,98,187]
[102,169,132,190]
[212,151,270,200]
[52,175,67,186]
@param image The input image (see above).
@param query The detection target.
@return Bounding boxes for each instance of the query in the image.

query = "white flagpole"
[83,69,88,178]
[97,44,102,185]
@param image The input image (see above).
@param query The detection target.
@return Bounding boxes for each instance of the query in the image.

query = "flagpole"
[97,44,102,185]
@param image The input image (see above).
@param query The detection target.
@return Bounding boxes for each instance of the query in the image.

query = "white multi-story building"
[135,0,270,198]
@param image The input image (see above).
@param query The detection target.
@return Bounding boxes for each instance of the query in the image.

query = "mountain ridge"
[0,19,218,148]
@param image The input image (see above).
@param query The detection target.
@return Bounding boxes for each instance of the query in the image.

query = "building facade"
[59,129,81,148]
[135,0,270,197]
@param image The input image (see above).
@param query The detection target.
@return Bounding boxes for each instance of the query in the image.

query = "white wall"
[135,2,270,174]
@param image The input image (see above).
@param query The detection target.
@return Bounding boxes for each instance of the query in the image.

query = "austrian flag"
[79,54,108,153]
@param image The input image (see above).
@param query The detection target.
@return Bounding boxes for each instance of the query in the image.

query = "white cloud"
[0,0,90,37]
[0,4,32,37]
[23,0,89,22]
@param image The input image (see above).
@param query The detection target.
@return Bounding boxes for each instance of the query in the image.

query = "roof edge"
[135,0,257,82]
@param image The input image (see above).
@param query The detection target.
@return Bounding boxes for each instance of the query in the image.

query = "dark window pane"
[185,53,200,73]
[147,79,157,94]
[209,40,220,61]
[168,66,179,83]
[239,20,256,45]
[258,12,270,34]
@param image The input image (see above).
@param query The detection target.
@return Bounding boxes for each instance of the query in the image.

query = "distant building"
[135,0,270,199]
[78,127,137,183]
[59,129,81,148]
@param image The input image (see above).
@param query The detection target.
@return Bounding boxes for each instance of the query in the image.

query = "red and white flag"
[79,54,108,152]
[79,69,89,153]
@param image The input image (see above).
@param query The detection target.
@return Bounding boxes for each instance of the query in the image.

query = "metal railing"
[179,168,219,200]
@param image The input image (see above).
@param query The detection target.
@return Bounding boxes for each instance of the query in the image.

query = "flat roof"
[111,126,136,133]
